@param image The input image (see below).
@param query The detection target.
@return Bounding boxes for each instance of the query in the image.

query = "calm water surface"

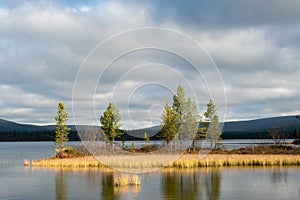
[0,142,299,200]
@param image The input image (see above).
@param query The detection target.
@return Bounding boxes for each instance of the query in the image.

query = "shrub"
[131,142,136,149]
[72,145,92,157]
[64,147,75,154]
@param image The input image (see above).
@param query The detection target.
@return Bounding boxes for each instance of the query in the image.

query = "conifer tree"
[160,101,178,144]
[172,84,186,149]
[172,84,186,122]
[144,132,150,145]
[181,98,199,139]
[55,101,70,153]
[204,99,221,149]
[100,101,122,151]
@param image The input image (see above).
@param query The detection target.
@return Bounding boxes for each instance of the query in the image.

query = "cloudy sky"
[1,0,300,129]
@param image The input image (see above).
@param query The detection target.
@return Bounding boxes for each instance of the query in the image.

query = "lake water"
[120,139,296,150]
[0,142,299,200]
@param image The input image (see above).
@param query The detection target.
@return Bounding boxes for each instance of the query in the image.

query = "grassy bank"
[27,154,300,169]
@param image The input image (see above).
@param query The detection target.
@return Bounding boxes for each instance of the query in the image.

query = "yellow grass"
[114,174,141,186]
[28,154,300,169]
[23,159,30,166]
[172,154,300,168]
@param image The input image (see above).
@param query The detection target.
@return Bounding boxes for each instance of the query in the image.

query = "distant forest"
[0,129,296,141]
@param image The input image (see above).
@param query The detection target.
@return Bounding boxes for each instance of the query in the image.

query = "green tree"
[100,101,122,152]
[172,84,186,150]
[144,132,150,145]
[204,99,221,149]
[172,84,186,122]
[131,142,136,149]
[160,101,178,144]
[55,101,70,154]
[180,97,200,150]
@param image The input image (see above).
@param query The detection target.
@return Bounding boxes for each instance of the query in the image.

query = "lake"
[118,139,296,150]
[0,142,299,199]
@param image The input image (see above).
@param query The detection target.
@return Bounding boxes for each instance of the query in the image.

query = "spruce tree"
[172,84,186,122]
[181,97,199,142]
[160,101,178,144]
[144,132,150,145]
[204,99,221,149]
[100,101,122,151]
[172,84,186,149]
[55,101,70,154]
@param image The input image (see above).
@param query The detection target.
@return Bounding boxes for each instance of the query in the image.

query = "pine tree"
[204,99,221,149]
[144,132,150,145]
[172,84,186,122]
[160,101,178,144]
[100,101,122,151]
[55,101,70,154]
[172,84,186,150]
[204,99,217,119]
[180,97,199,150]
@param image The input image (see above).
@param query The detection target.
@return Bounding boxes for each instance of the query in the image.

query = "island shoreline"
[26,154,300,169]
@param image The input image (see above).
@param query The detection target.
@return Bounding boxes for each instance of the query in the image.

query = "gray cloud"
[135,0,300,28]
[0,1,299,128]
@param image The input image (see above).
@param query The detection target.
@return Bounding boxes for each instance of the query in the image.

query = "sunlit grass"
[114,174,141,186]
[23,159,30,166]
[28,154,300,169]
[172,154,300,168]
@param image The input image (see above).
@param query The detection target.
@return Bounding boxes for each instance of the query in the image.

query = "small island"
[25,85,300,170]
[27,145,300,170]
[24,85,300,171]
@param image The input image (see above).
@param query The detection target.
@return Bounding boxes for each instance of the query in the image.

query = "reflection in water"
[49,167,298,200]
[55,170,67,200]
[270,167,288,184]
[85,170,101,186]
[204,169,221,200]
[54,169,141,200]
[161,169,221,200]
[101,172,119,200]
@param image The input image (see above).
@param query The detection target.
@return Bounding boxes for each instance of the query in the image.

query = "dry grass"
[28,154,300,169]
[23,159,30,166]
[30,156,103,168]
[114,174,141,186]
[172,154,300,168]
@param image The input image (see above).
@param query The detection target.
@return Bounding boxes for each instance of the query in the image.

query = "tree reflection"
[270,167,288,184]
[101,172,119,200]
[86,170,99,186]
[204,169,221,200]
[55,170,67,200]
[161,169,200,200]
[161,169,221,200]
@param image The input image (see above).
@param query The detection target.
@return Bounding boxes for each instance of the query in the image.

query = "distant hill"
[0,116,300,141]
[223,116,300,132]
[137,116,300,139]
[0,118,49,133]
[0,119,88,141]
[221,116,300,139]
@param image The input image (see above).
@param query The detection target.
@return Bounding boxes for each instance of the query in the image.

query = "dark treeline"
[0,129,296,141]
[0,131,80,142]
[221,131,294,139]
[0,130,159,142]
[0,130,157,142]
